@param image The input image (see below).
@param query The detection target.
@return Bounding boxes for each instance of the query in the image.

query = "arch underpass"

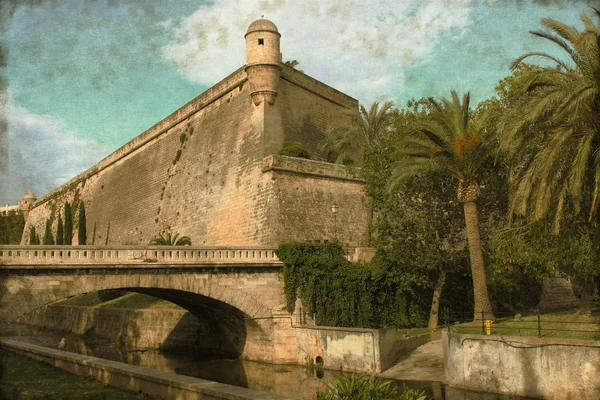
[0,245,290,362]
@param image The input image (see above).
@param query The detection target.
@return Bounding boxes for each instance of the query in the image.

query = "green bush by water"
[316,373,429,400]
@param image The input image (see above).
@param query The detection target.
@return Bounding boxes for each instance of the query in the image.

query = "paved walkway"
[378,339,445,383]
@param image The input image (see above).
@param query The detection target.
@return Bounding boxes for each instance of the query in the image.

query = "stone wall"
[444,330,600,399]
[22,63,368,248]
[18,304,206,352]
[18,302,398,373]
[276,65,358,161]
[263,155,370,247]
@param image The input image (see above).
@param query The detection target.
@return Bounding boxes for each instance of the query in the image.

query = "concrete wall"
[22,57,367,249]
[1,339,293,400]
[271,313,402,373]
[444,330,600,399]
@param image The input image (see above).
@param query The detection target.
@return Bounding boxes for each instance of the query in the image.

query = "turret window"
[258,38,264,45]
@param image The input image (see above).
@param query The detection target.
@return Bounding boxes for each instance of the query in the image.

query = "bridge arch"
[0,262,286,361]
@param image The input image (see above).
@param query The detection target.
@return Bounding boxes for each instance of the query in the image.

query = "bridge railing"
[0,245,281,265]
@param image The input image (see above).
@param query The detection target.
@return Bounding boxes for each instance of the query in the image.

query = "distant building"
[2,192,37,221]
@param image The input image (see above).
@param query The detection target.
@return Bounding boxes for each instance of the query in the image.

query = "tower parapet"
[244,18,282,106]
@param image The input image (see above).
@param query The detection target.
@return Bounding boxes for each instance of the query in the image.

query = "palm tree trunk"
[463,201,495,320]
[428,267,447,330]
[578,276,595,314]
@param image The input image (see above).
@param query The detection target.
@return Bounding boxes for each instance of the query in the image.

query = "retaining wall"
[18,304,203,351]
[0,338,292,400]
[444,329,600,399]
[18,304,408,373]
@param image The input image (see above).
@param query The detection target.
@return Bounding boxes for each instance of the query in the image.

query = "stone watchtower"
[244,18,282,106]
[20,191,37,222]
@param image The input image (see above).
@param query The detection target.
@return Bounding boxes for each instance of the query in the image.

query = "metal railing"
[0,245,281,265]
[444,308,600,340]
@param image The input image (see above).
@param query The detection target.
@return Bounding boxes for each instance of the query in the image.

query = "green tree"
[56,214,64,245]
[362,100,472,328]
[63,202,72,245]
[389,91,495,319]
[321,101,394,165]
[499,10,600,231]
[28,225,37,245]
[149,232,191,246]
[0,211,25,245]
[42,219,54,245]
[78,202,86,245]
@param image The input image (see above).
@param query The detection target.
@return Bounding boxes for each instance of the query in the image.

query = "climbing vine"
[275,242,428,328]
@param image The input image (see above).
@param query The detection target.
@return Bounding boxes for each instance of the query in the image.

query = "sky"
[0,0,594,204]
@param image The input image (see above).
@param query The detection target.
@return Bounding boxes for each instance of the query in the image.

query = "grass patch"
[450,311,600,340]
[0,350,157,399]
[395,327,437,339]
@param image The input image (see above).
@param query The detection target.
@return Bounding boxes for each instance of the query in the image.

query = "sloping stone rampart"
[22,64,368,248]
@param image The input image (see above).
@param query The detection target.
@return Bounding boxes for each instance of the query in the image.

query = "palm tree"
[390,91,495,319]
[499,10,600,232]
[149,232,192,246]
[321,101,394,165]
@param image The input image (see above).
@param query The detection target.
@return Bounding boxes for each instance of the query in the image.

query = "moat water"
[2,324,531,399]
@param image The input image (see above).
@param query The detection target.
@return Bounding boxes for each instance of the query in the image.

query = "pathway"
[378,339,445,383]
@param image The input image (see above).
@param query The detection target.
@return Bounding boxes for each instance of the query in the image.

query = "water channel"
[1,324,532,399]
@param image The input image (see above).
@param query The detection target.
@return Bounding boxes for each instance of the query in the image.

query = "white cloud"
[1,103,107,204]
[161,0,474,103]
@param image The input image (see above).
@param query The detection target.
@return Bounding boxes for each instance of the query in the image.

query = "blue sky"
[0,0,592,204]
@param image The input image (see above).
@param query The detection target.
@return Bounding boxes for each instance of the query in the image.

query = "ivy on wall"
[275,242,428,328]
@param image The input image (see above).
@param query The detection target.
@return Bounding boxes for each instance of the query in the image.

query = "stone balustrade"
[0,245,281,266]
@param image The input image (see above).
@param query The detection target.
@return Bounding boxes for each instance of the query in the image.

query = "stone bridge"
[0,245,300,363]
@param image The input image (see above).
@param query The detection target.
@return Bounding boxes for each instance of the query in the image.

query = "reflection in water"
[1,324,532,400]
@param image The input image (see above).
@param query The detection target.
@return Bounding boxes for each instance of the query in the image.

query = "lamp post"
[331,203,339,241]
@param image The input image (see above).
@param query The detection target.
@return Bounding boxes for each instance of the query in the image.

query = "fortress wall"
[277,66,359,161]
[263,155,370,247]
[23,68,277,246]
[23,63,368,248]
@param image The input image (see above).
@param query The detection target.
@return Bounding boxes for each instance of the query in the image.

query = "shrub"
[316,373,429,400]
[279,142,311,159]
[149,232,191,246]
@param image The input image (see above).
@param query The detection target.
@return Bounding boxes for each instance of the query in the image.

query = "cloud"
[161,0,475,103]
[1,102,107,204]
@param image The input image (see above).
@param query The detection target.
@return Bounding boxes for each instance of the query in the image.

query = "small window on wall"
[258,38,264,45]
